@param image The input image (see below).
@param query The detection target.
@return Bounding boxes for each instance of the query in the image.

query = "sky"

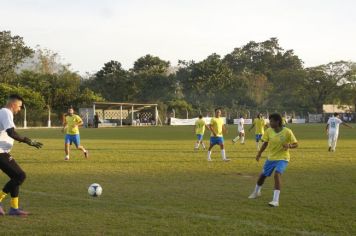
[1,0,356,74]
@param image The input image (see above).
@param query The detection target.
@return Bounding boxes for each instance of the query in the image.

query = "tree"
[0,31,33,83]
[84,60,131,101]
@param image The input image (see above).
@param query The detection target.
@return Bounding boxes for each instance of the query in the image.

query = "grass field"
[0,124,355,235]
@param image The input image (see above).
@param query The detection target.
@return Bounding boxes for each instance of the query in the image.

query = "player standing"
[248,113,298,207]
[207,108,229,162]
[249,113,266,150]
[326,113,352,152]
[232,115,245,144]
[63,107,88,160]
[194,115,207,150]
[0,95,43,216]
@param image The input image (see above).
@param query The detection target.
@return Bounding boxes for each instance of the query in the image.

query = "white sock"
[221,149,226,160]
[202,143,206,149]
[65,155,69,158]
[207,151,212,160]
[195,143,199,149]
[241,137,245,143]
[255,184,261,193]
[273,190,280,202]
[256,142,260,150]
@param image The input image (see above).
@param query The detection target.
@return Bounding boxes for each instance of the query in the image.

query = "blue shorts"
[255,134,263,142]
[65,134,80,147]
[262,160,288,177]
[196,134,203,141]
[210,137,224,145]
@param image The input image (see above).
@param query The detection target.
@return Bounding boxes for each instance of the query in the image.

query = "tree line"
[1,30,356,125]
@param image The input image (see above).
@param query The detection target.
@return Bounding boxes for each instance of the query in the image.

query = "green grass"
[0,124,355,235]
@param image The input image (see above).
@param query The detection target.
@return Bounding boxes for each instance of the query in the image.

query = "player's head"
[239,114,244,118]
[6,94,24,115]
[215,108,222,117]
[269,113,283,128]
[257,113,262,118]
[68,106,74,115]
[198,115,203,119]
[334,112,339,117]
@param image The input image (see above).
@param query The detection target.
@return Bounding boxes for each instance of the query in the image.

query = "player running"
[0,94,43,216]
[249,113,267,150]
[194,115,207,150]
[326,113,352,152]
[248,113,298,207]
[232,115,245,144]
[62,107,88,161]
[207,108,229,162]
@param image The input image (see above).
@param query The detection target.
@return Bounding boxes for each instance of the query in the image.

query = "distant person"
[0,94,43,216]
[232,114,245,144]
[62,107,88,160]
[207,108,229,162]
[94,113,100,128]
[248,113,298,207]
[326,112,352,152]
[194,115,207,150]
[249,113,267,150]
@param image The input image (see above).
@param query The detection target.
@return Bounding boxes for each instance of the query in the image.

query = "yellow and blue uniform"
[65,114,82,147]
[195,119,206,141]
[209,117,224,145]
[261,127,297,176]
[253,118,266,142]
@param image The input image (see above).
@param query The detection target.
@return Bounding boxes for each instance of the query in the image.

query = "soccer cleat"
[232,139,236,144]
[84,150,89,158]
[248,191,261,199]
[8,208,29,216]
[64,156,69,161]
[328,147,331,152]
[0,204,5,216]
[223,158,230,162]
[268,201,279,207]
[207,158,212,162]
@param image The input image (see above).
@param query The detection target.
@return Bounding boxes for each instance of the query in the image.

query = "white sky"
[1,0,356,74]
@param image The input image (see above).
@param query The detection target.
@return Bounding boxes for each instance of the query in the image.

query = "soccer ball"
[88,183,103,197]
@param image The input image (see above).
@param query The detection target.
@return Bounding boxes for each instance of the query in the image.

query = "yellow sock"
[10,197,19,209]
[0,191,7,203]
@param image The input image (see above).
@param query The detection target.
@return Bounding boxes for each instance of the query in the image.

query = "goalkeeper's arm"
[6,128,43,149]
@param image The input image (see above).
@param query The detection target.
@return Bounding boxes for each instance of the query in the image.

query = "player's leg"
[219,139,229,161]
[328,132,333,151]
[74,135,88,158]
[249,160,274,199]
[256,134,261,150]
[0,154,29,216]
[195,135,201,150]
[200,140,206,150]
[232,130,240,143]
[269,161,288,207]
[64,135,71,160]
[207,137,216,161]
[332,132,339,151]
[240,132,245,144]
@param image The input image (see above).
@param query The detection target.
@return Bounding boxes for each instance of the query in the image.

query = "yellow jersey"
[195,119,206,135]
[210,117,224,137]
[65,114,83,135]
[253,118,266,135]
[261,127,297,162]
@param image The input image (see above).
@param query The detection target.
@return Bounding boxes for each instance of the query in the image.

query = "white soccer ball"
[88,183,103,197]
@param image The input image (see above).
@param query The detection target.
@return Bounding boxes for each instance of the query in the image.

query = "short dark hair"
[334,112,339,117]
[269,113,283,127]
[215,108,221,112]
[8,94,24,103]
[198,115,203,119]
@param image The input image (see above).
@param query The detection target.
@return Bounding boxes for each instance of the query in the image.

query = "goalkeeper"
[0,94,43,216]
